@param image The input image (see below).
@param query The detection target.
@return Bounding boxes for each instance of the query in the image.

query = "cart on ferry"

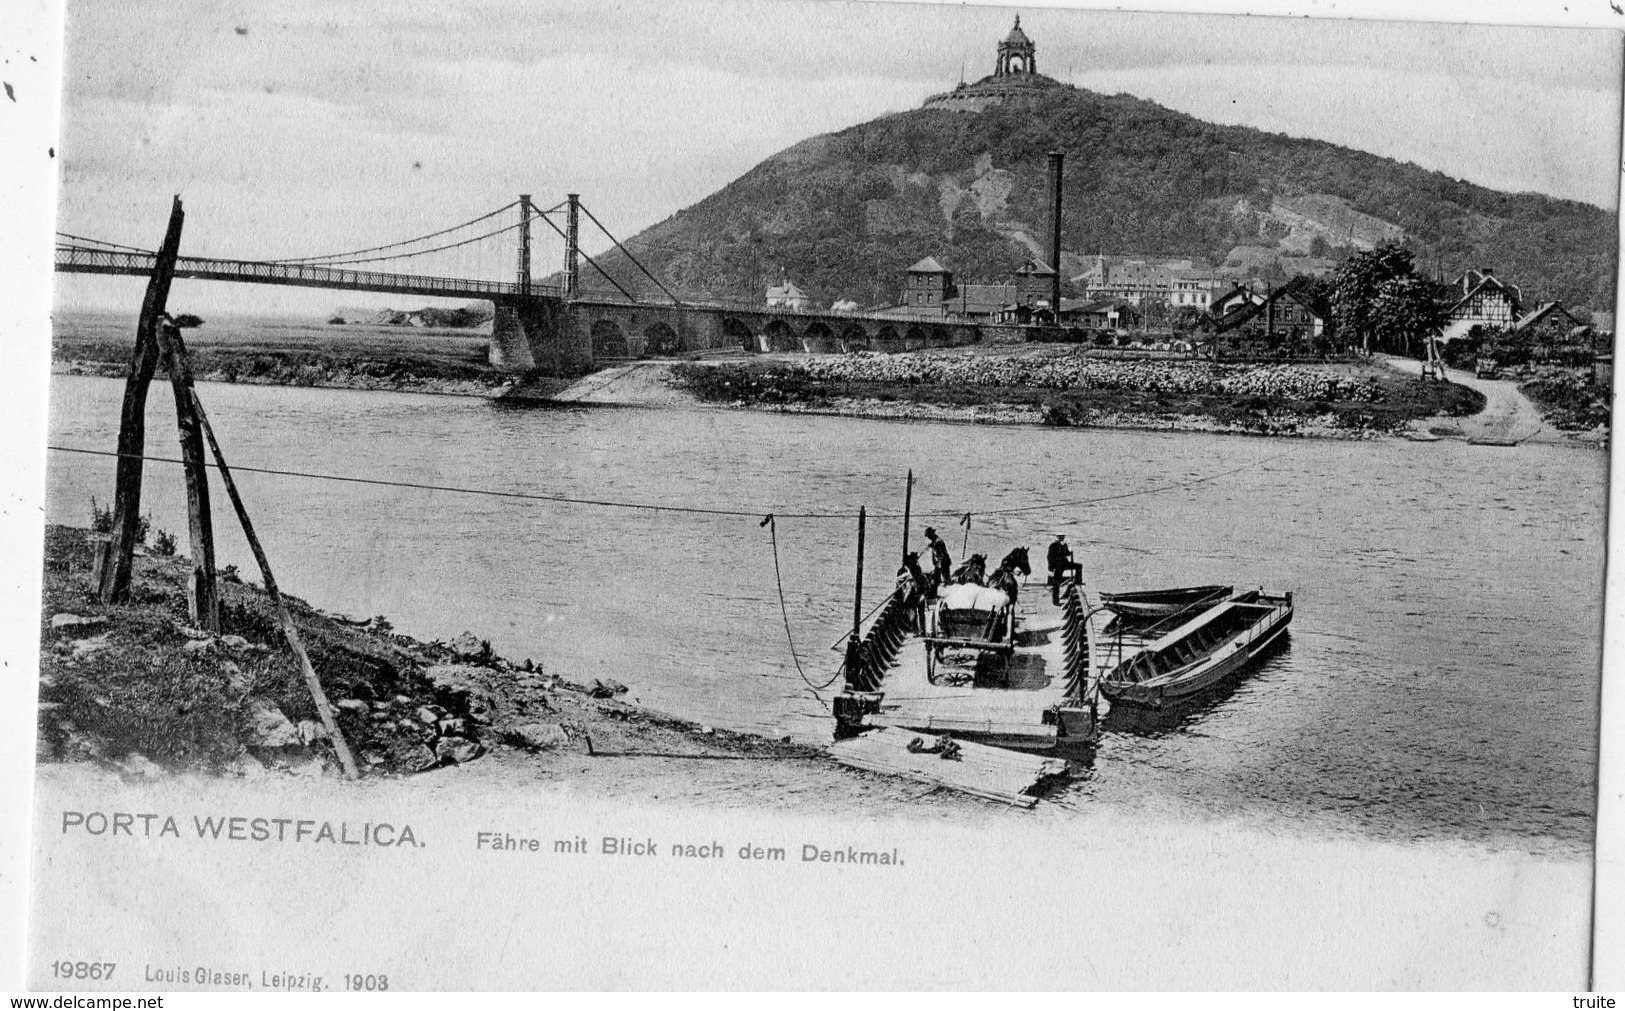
[923,586,1016,685]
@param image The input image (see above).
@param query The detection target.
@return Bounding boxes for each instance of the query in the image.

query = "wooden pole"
[851,506,866,643]
[98,196,184,602]
[158,321,219,631]
[900,470,913,565]
[845,507,866,679]
[190,391,360,779]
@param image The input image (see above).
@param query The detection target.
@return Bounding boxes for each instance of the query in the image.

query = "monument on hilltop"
[923,15,1069,113]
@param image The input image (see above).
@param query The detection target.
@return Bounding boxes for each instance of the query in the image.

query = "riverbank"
[57,314,1566,443]
[667,348,1486,440]
[52,313,567,398]
[37,524,939,811]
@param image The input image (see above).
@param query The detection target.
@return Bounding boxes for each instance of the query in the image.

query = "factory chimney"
[1047,151,1064,318]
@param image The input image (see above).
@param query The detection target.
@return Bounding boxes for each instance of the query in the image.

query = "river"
[43,369,1605,853]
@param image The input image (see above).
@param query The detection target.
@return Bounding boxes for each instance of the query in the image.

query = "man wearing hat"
[923,526,952,596]
[1047,533,1083,605]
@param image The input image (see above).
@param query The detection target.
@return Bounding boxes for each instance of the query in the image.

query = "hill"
[571,86,1616,314]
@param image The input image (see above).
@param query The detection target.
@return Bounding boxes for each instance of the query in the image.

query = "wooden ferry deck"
[863,584,1087,747]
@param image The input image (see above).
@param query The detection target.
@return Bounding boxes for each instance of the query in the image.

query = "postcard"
[7,0,1622,991]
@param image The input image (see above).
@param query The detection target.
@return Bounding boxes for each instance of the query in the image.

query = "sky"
[45,0,1625,317]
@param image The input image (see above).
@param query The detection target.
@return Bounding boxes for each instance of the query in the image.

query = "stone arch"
[763,319,800,352]
[802,321,835,354]
[719,317,756,352]
[904,324,929,350]
[591,318,629,359]
[644,321,680,356]
[840,324,870,352]
[874,325,902,352]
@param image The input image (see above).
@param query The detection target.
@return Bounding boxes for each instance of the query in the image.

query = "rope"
[266,202,518,264]
[761,513,842,692]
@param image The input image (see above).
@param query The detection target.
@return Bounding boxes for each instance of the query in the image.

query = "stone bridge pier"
[489,296,991,376]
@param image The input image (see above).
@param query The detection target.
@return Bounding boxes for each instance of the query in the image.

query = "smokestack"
[1047,151,1064,318]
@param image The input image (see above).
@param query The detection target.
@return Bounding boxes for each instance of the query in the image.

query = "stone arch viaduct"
[489,297,999,374]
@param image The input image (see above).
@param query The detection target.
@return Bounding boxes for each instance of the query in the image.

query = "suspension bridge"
[55,195,984,375]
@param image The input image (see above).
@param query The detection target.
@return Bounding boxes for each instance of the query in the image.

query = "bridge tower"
[565,193,580,298]
[518,194,532,296]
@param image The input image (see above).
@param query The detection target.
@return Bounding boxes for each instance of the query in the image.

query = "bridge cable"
[265,201,519,264]
[578,202,685,306]
[303,218,527,267]
[531,213,641,303]
[55,233,155,254]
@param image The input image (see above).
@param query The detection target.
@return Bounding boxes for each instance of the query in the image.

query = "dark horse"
[987,547,1032,607]
[951,553,988,586]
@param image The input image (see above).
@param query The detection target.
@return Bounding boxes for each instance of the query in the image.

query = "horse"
[987,547,1031,607]
[951,553,988,586]
[896,552,931,631]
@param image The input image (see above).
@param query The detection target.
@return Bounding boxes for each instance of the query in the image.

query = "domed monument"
[924,15,1069,113]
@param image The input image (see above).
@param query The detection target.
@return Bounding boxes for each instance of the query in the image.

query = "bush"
[87,499,151,543]
[89,497,111,533]
[150,529,178,557]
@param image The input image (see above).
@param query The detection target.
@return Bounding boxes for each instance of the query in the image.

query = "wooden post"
[191,391,360,779]
[844,507,866,682]
[98,196,184,602]
[900,470,913,565]
[158,320,219,631]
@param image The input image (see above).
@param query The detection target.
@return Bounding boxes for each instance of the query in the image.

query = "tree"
[1170,305,1207,333]
[1332,243,1423,354]
[1366,275,1449,356]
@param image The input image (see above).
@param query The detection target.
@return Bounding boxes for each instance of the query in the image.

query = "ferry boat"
[832,564,1100,753]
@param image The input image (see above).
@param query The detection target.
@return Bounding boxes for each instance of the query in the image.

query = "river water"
[43,368,1606,853]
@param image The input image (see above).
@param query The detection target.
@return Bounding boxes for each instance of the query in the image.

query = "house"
[951,283,1019,321]
[766,279,811,311]
[1075,255,1220,309]
[902,257,955,313]
[1511,302,1586,344]
[1214,283,1329,352]
[1169,270,1221,310]
[1441,268,1521,332]
[1059,297,1141,330]
[1210,283,1266,318]
[1013,258,1056,308]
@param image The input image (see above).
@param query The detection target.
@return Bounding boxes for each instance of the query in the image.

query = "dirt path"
[550,361,706,406]
[1376,355,1557,444]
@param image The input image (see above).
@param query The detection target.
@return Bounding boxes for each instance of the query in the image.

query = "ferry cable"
[958,448,1299,518]
[47,445,803,518]
[45,445,1293,522]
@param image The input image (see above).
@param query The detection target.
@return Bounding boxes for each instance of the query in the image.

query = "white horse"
[938,582,1010,612]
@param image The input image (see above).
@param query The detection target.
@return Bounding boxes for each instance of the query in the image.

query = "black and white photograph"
[3,0,1622,992]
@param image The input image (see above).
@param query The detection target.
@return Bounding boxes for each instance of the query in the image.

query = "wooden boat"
[1100,583,1232,621]
[1099,589,1293,708]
